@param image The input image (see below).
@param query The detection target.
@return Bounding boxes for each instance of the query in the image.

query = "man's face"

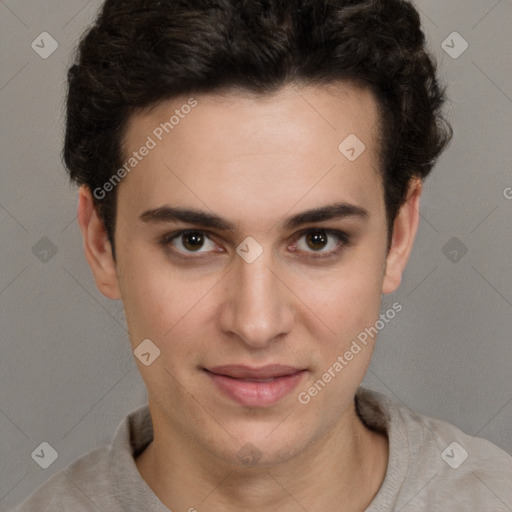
[109,82,398,465]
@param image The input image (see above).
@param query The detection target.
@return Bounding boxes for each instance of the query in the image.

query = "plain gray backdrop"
[1,0,511,508]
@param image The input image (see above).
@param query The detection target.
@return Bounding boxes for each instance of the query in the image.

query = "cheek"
[300,253,385,344]
[116,247,190,343]
[117,248,223,369]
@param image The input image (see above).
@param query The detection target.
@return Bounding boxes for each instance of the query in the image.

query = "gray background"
[1,0,511,508]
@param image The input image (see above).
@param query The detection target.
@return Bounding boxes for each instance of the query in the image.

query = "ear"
[381,177,422,295]
[77,186,121,300]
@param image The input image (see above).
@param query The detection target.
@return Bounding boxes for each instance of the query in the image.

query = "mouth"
[204,364,307,407]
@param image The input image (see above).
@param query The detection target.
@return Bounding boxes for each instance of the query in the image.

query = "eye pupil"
[182,232,204,251]
[306,230,328,251]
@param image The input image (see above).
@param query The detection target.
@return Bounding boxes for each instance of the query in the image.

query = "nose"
[217,250,294,349]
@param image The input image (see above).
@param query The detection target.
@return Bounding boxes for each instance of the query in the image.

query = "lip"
[204,365,307,407]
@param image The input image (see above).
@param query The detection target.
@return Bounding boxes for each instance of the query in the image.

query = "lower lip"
[205,370,306,407]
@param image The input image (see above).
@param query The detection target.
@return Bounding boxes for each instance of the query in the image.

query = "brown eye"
[293,228,349,259]
[161,230,218,255]
[181,231,205,251]
[305,230,329,251]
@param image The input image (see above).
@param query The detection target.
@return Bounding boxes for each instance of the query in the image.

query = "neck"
[136,399,388,512]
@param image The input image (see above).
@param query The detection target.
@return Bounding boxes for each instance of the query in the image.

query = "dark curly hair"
[63,0,452,254]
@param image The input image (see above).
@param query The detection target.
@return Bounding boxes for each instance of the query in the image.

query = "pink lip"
[205,365,307,407]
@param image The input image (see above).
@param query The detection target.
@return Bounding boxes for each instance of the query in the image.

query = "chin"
[203,421,315,469]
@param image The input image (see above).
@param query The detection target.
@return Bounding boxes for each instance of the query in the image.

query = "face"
[80,82,420,467]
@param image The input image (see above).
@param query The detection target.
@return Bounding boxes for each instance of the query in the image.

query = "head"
[66,0,451,468]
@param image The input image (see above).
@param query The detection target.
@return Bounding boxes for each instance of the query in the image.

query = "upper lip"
[206,365,304,379]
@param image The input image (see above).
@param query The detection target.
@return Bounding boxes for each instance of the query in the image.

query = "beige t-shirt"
[10,387,512,511]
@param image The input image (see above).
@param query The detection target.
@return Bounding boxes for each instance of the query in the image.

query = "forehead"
[125,81,380,158]
[118,82,383,222]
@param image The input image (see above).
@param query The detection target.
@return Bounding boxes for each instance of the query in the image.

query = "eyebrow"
[139,201,369,232]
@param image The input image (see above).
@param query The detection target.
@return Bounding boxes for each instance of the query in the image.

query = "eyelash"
[159,228,350,261]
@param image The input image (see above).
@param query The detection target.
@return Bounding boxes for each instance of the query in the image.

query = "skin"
[78,81,422,511]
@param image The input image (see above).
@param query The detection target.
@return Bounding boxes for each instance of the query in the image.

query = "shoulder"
[9,405,154,512]
[357,387,512,511]
[401,403,511,509]
[9,445,114,512]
